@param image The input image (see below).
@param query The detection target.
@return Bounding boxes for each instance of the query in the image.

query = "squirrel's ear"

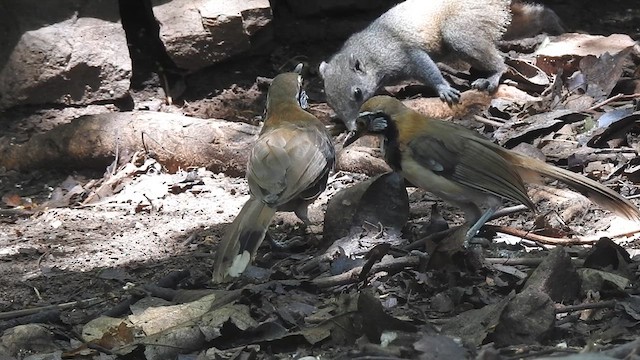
[319,61,328,79]
[349,54,363,72]
[294,63,304,74]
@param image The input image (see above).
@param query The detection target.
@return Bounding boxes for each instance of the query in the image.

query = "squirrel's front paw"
[436,84,461,105]
[472,75,500,93]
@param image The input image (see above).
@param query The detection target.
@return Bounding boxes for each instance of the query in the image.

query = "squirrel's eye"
[353,88,363,101]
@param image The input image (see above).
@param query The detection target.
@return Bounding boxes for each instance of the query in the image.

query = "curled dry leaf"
[535,33,637,75]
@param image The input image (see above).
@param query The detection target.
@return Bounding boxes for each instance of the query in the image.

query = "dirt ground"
[1,3,640,359]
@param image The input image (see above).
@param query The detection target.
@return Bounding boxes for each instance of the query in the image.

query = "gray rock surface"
[153,0,272,71]
[0,1,131,109]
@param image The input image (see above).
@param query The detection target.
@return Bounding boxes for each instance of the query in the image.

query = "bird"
[213,68,335,282]
[344,95,640,242]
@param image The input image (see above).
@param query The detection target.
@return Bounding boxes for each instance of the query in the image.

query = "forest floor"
[1,6,640,360]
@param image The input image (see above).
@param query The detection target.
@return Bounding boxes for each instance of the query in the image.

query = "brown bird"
[344,95,640,241]
[213,69,335,282]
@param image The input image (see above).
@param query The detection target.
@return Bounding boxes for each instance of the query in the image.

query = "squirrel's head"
[320,53,377,132]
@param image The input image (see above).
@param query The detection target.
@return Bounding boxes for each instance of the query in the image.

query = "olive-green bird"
[213,69,335,282]
[345,95,640,242]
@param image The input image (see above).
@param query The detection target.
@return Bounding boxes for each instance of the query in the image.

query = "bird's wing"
[247,122,334,207]
[408,127,533,208]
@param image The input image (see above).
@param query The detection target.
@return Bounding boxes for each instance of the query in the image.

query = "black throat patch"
[381,116,402,171]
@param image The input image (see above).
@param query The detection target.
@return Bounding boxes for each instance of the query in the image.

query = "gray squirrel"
[319,0,564,130]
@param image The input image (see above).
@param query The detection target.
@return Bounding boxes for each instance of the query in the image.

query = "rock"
[323,172,408,242]
[493,288,555,346]
[523,246,580,303]
[336,146,391,177]
[1,324,59,356]
[0,1,131,109]
[152,0,272,71]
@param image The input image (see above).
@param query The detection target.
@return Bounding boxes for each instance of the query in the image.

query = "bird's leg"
[465,205,500,244]
[460,196,502,244]
[294,204,312,229]
[264,204,309,250]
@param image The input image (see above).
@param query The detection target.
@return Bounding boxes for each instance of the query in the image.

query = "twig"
[485,257,544,266]
[473,115,506,127]
[0,310,61,333]
[360,243,391,281]
[37,250,52,271]
[111,129,120,176]
[540,138,579,145]
[0,208,34,216]
[101,269,191,318]
[485,257,585,267]
[403,227,459,251]
[312,256,420,288]
[0,297,103,321]
[555,300,617,314]
[587,93,640,111]
[484,224,598,245]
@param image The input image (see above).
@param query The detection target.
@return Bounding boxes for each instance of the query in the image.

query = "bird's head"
[266,64,308,115]
[343,112,389,147]
[343,96,403,147]
[359,95,406,115]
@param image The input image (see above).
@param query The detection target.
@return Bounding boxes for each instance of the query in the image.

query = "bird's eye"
[353,88,363,101]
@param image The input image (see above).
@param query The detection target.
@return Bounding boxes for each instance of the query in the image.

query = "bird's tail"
[503,151,640,221]
[213,198,277,282]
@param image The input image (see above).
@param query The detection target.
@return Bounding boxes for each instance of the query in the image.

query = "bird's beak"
[343,111,378,147]
[343,130,360,147]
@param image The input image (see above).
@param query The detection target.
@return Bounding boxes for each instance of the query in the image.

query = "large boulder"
[152,0,272,71]
[0,0,131,109]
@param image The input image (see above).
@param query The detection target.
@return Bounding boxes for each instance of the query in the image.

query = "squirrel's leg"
[441,24,507,92]
[408,49,461,105]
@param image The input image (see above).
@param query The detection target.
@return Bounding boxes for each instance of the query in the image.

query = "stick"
[587,93,640,111]
[0,298,102,321]
[0,310,61,332]
[555,300,617,314]
[484,225,598,245]
[403,227,459,251]
[312,256,421,288]
[473,115,506,128]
